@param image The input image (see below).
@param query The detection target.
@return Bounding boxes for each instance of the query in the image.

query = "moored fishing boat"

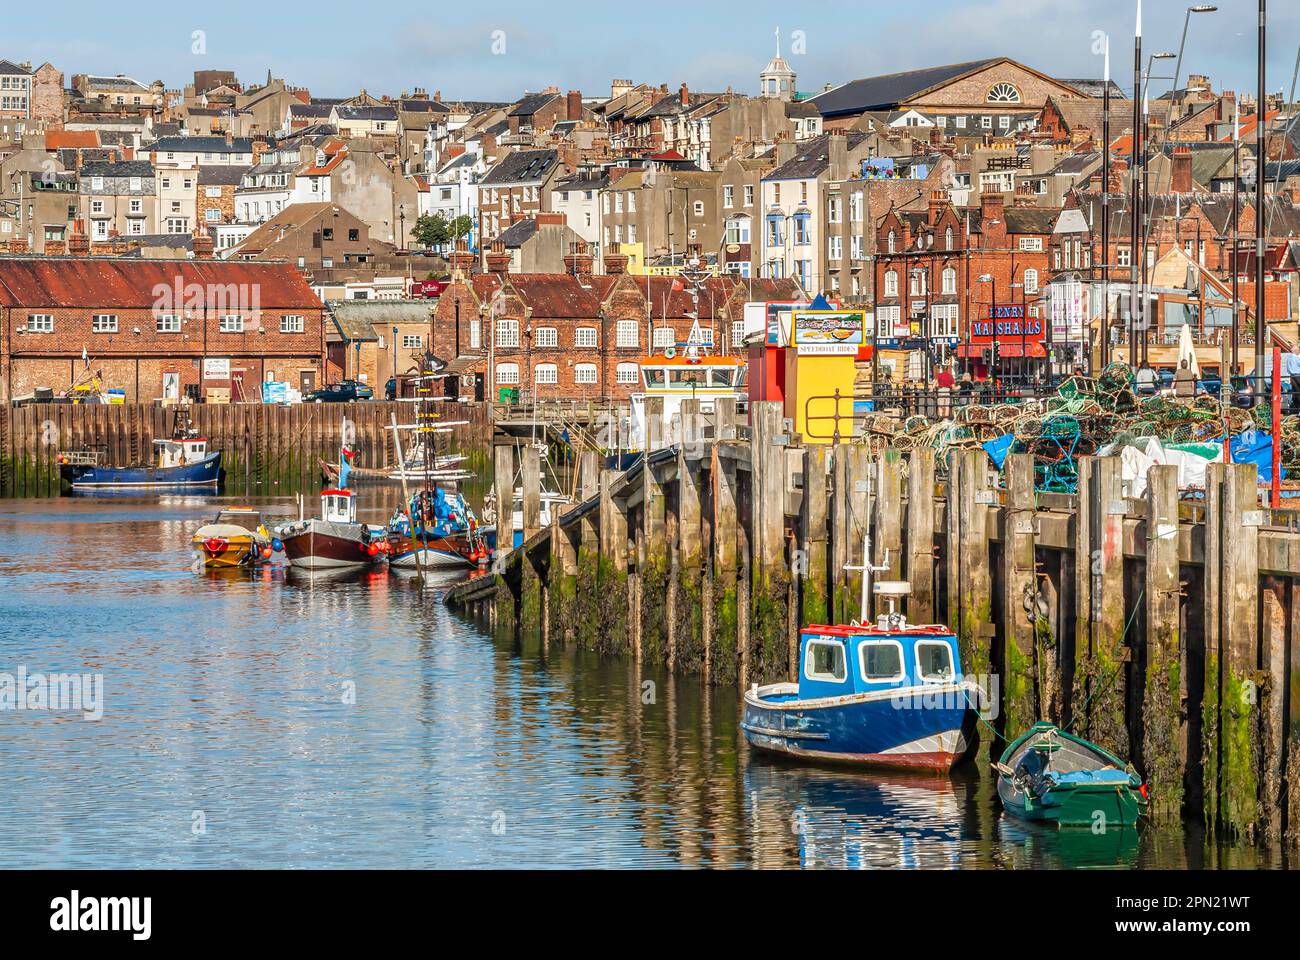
[191,507,275,569]
[277,488,387,570]
[386,488,489,569]
[742,526,977,771]
[995,722,1147,827]
[59,405,221,491]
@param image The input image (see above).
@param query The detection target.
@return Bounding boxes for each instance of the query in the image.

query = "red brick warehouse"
[0,255,326,402]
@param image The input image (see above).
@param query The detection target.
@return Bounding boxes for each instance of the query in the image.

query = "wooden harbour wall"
[0,400,492,498]
[447,399,1300,845]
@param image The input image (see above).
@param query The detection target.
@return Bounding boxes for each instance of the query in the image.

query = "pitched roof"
[78,159,154,178]
[44,130,100,150]
[480,149,559,185]
[809,59,1001,117]
[470,273,602,318]
[150,135,255,153]
[333,104,398,121]
[766,132,867,180]
[494,219,539,247]
[198,165,251,186]
[508,93,558,118]
[0,258,319,309]
[326,298,430,340]
[0,60,32,76]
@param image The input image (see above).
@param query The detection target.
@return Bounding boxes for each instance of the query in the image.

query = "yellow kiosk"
[783,309,865,445]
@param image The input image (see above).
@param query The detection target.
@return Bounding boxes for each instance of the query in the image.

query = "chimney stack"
[679,83,689,107]
[567,89,583,122]
[563,240,595,276]
[193,232,215,259]
[928,190,946,227]
[979,191,1006,244]
[1172,145,1193,195]
[602,242,628,276]
[68,221,90,257]
[827,132,848,180]
[485,240,511,274]
[449,238,476,279]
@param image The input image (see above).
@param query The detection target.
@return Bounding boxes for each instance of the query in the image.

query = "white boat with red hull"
[277,489,387,570]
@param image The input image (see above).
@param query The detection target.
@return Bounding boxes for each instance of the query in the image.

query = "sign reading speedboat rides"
[792,309,867,355]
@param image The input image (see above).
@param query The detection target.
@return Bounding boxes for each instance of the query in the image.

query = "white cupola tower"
[760,28,796,102]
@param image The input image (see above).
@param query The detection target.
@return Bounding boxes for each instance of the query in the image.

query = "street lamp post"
[978,273,998,395]
[1169,5,1219,125]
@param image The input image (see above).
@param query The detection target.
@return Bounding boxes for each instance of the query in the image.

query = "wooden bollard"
[574,453,602,650]
[549,508,579,646]
[1002,452,1040,742]
[906,448,936,624]
[1219,462,1260,840]
[800,445,831,627]
[1078,455,1128,758]
[1141,463,1183,823]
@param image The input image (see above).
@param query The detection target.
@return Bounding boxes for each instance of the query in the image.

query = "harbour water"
[0,496,1289,869]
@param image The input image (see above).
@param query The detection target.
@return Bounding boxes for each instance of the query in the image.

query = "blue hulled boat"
[742,539,977,772]
[60,436,221,491]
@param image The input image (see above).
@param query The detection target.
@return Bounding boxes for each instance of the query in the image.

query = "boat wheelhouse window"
[859,640,905,683]
[915,640,955,682]
[642,367,667,388]
[804,639,846,683]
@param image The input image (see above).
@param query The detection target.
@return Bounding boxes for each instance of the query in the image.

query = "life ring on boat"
[203,538,228,554]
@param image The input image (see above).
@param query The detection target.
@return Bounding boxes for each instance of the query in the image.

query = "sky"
[4,0,1300,104]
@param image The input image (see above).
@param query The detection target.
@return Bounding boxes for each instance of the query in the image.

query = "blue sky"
[5,0,1299,103]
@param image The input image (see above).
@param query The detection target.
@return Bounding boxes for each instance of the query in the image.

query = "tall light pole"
[1130,0,1144,368]
[978,273,998,391]
[1254,0,1267,401]
[1102,33,1112,373]
[1140,51,1175,368]
[1169,5,1219,125]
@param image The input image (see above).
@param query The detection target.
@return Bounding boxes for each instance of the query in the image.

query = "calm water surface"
[0,496,1288,869]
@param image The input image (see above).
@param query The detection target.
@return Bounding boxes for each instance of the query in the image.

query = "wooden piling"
[906,448,936,624]
[1001,452,1040,742]
[711,439,740,683]
[1077,455,1128,758]
[492,443,517,635]
[639,397,668,663]
[800,445,831,628]
[598,467,629,656]
[1219,462,1260,840]
[675,402,705,674]
[750,401,789,684]
[1142,463,1183,823]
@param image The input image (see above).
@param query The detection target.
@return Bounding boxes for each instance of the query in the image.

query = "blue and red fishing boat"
[60,436,221,490]
[742,533,977,772]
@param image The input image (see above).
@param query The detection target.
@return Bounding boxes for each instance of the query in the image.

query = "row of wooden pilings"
[448,398,1300,845]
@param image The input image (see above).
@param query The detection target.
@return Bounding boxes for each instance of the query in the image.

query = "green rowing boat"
[995,722,1147,828]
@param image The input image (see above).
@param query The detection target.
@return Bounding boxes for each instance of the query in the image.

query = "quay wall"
[0,400,491,498]
[448,399,1300,846]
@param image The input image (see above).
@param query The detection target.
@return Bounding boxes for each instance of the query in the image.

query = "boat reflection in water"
[743,761,963,869]
[996,816,1140,869]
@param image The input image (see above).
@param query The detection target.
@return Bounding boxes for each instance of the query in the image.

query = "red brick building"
[0,256,326,401]
[430,247,800,400]
[874,192,1081,379]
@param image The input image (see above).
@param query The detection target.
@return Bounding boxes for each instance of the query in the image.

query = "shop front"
[955,304,1049,388]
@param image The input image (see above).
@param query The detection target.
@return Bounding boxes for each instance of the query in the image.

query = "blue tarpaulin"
[983,434,1016,471]
[1228,431,1285,485]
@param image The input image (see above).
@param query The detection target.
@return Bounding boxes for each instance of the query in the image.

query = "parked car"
[306,380,373,403]
[385,377,397,401]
